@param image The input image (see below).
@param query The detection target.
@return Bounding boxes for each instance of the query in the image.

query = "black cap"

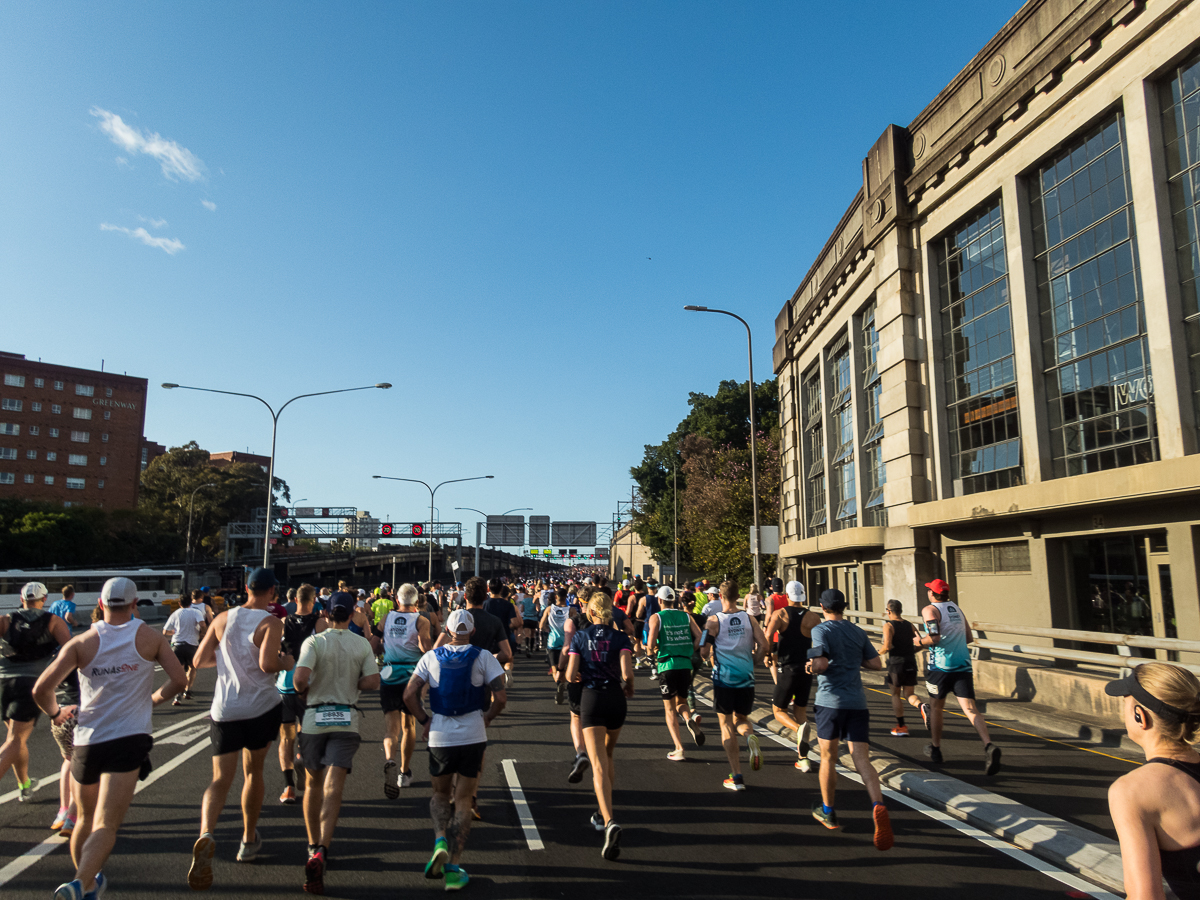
[770,577,784,593]
[246,567,277,590]
[1105,668,1192,721]
[819,588,847,610]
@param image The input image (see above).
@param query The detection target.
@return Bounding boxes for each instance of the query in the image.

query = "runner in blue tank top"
[915,578,1000,775]
[701,581,768,791]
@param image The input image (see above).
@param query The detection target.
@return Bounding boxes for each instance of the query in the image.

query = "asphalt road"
[0,648,1123,899]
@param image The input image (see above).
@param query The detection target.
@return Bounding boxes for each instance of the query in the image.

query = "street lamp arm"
[277,384,389,417]
[162,384,276,417]
[373,475,433,494]
[683,305,750,335]
[433,475,494,493]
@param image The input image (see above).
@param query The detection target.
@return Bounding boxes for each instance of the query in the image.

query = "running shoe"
[602,822,622,861]
[925,744,943,764]
[723,773,746,791]
[383,760,399,800]
[236,831,262,862]
[424,838,449,879]
[555,680,567,705]
[891,725,910,736]
[60,814,76,838]
[172,697,183,706]
[304,846,326,894]
[51,807,68,830]
[568,753,590,784]
[93,872,107,900]
[984,742,1002,776]
[280,786,297,805]
[919,702,931,732]
[811,801,841,831]
[872,804,894,850]
[589,811,605,831]
[794,757,813,773]
[443,863,470,891]
[184,690,193,700]
[400,770,413,788]
[54,880,84,900]
[690,711,702,726]
[188,833,216,891]
[748,734,762,771]
[686,717,705,746]
[471,797,481,821]
[649,670,659,682]
[667,749,685,761]
[18,777,39,802]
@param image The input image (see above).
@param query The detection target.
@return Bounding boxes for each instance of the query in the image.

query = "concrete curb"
[688,674,1126,894]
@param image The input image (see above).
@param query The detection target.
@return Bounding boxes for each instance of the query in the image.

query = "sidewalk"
[689,669,1131,894]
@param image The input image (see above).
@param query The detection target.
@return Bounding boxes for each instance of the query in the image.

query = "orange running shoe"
[873,804,894,851]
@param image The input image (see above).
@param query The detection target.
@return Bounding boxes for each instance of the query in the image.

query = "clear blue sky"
[0,2,1019,541]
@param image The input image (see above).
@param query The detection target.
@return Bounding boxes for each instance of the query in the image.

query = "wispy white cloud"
[137,215,168,228]
[200,200,217,212]
[100,223,185,255]
[90,107,205,182]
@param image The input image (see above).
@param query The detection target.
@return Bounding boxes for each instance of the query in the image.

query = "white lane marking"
[738,706,1120,900]
[0,730,211,888]
[157,724,209,746]
[0,710,209,806]
[501,759,544,851]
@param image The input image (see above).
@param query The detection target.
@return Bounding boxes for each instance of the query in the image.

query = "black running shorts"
[0,676,40,723]
[580,687,627,730]
[567,682,584,716]
[926,668,974,700]
[546,648,563,670]
[772,665,812,710]
[72,733,154,785]
[379,682,411,715]
[813,705,869,743]
[885,656,918,688]
[210,703,283,756]
[712,685,755,717]
[428,741,487,778]
[280,692,307,726]
[657,668,693,700]
[172,642,197,671]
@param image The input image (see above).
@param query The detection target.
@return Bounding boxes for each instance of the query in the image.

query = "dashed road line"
[501,759,544,851]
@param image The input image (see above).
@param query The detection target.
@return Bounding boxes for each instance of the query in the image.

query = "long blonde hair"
[1136,663,1200,745]
[585,591,614,627]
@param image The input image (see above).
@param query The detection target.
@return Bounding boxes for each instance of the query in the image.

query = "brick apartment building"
[0,351,150,509]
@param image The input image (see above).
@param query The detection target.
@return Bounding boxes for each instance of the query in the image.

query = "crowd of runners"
[3,568,1200,897]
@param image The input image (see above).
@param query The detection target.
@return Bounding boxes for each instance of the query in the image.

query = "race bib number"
[314,706,352,727]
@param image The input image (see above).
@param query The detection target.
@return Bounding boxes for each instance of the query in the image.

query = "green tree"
[630,378,778,577]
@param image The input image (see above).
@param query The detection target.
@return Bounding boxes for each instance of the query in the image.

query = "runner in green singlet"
[645,587,704,759]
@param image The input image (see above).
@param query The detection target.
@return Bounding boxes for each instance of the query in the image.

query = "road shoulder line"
[501,759,544,851]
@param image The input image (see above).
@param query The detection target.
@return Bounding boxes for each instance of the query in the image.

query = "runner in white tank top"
[33,576,186,900]
[189,568,294,890]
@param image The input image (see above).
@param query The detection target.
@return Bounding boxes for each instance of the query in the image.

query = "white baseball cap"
[380,581,390,590]
[705,586,720,595]
[656,586,675,601]
[21,582,48,601]
[785,580,807,603]
[446,609,475,634]
[101,577,138,607]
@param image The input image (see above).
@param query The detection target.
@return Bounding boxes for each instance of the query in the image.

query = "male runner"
[645,586,704,758]
[915,578,1000,774]
[188,568,293,890]
[483,579,520,683]
[765,580,820,771]
[806,588,892,849]
[1,582,73,800]
[405,610,507,892]
[36,577,187,900]
[278,584,327,804]
[878,599,921,736]
[540,588,572,705]
[47,585,78,628]
[517,588,538,656]
[293,590,379,893]
[380,583,432,796]
[701,581,767,790]
[163,593,208,705]
[370,589,394,644]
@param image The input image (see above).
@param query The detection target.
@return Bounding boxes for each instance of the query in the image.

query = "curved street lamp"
[683,305,762,588]
[374,475,495,581]
[185,482,217,592]
[163,381,392,568]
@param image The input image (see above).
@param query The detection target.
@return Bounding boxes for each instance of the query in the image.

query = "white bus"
[0,568,184,615]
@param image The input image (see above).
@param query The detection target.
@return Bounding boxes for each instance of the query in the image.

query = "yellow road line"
[865,686,1141,766]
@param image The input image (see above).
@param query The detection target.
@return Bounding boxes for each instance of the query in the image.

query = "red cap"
[925,578,950,595]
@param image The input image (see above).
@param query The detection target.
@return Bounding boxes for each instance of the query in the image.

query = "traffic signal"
[381,523,394,536]
[411,524,424,537]
[280,524,294,537]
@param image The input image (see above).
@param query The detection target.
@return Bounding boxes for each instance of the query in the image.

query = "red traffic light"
[411,523,424,537]
[280,524,294,537]
[381,523,394,536]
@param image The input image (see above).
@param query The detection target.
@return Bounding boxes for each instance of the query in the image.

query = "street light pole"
[185,482,217,593]
[456,507,531,579]
[684,305,762,589]
[163,382,392,569]
[374,476,495,582]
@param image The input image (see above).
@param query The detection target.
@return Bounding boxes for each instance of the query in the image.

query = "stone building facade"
[773,0,1200,645]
